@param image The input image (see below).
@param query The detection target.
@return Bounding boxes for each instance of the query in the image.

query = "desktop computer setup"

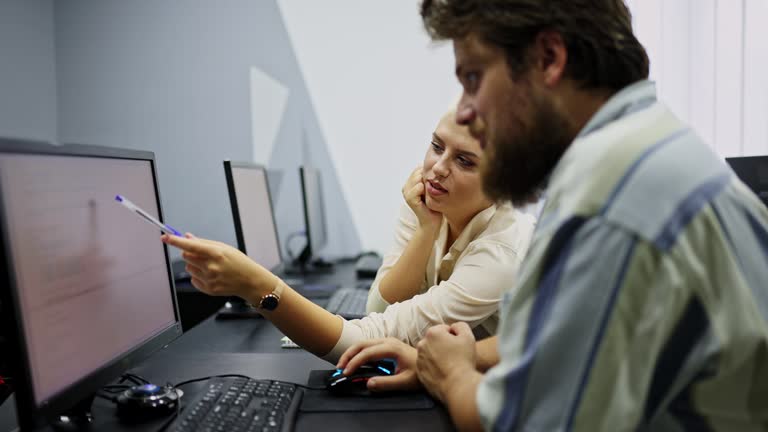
[220,161,380,321]
[0,141,185,429]
[284,165,334,275]
[0,141,316,431]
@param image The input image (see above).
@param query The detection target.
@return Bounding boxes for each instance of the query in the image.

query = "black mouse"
[325,359,397,396]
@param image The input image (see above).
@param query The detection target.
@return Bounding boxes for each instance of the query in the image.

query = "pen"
[115,195,182,236]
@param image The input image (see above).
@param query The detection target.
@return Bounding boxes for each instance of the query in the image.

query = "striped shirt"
[477,80,768,431]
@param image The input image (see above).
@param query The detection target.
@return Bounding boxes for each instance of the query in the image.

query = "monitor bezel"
[222,160,284,272]
[0,140,183,429]
[298,166,312,264]
[297,165,329,265]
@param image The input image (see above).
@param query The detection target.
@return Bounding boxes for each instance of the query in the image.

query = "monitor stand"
[50,394,95,431]
[215,300,263,319]
[283,245,335,276]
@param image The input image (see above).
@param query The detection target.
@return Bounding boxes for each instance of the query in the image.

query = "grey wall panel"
[0,0,58,143]
[54,0,361,260]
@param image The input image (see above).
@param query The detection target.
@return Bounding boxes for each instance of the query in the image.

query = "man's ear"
[534,30,568,88]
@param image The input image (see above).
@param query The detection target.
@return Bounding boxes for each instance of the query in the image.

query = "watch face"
[261,295,279,311]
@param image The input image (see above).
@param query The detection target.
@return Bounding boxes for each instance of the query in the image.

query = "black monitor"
[222,162,339,302]
[293,165,331,272]
[726,156,768,207]
[0,141,182,430]
[220,161,283,318]
[224,161,283,272]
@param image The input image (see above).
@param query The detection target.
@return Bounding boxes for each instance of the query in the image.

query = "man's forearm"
[444,370,484,432]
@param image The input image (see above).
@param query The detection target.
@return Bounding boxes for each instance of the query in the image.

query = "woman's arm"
[371,167,442,307]
[252,282,344,357]
[349,239,526,350]
[376,225,439,304]
[475,336,499,372]
[161,234,344,358]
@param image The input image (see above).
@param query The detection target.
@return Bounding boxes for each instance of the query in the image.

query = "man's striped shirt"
[478,81,768,431]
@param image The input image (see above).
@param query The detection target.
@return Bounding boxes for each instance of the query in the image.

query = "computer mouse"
[325,359,397,396]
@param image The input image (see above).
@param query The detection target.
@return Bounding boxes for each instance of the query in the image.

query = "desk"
[0,264,455,432]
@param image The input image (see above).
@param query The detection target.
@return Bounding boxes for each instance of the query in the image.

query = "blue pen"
[115,195,182,236]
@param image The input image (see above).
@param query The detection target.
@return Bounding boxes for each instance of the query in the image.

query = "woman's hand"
[402,166,442,233]
[161,233,278,300]
[337,338,422,393]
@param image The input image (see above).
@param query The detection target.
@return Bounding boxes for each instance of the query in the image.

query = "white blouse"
[322,201,536,363]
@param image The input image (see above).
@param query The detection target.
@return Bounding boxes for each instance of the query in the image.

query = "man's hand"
[336,338,422,392]
[416,322,477,402]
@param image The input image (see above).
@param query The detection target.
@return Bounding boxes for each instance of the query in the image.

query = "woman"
[162,109,535,363]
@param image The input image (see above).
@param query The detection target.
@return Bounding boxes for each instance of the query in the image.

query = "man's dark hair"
[420,0,649,91]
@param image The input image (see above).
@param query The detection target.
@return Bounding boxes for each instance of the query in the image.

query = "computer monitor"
[222,162,339,303]
[0,141,182,430]
[726,156,768,207]
[223,161,283,271]
[220,161,284,319]
[295,165,330,270]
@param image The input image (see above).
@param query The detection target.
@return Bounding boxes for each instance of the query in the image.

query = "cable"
[121,373,150,385]
[100,385,132,394]
[173,374,325,391]
[173,374,250,388]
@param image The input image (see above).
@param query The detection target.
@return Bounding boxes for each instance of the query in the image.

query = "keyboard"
[168,376,302,432]
[324,287,369,319]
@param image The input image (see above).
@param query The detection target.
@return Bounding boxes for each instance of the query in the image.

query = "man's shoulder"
[547,106,732,249]
[598,129,731,248]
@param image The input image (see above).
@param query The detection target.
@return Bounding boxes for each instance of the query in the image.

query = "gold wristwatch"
[257,281,284,311]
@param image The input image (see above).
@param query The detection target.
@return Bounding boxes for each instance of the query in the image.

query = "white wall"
[627,0,768,157]
[278,0,459,255]
[278,0,768,255]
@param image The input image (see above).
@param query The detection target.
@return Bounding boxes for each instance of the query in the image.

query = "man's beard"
[481,92,573,207]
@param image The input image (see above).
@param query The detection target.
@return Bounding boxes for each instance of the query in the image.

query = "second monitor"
[290,165,333,274]
[221,161,337,318]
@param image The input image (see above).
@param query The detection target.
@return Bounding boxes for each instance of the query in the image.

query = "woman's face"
[422,113,492,223]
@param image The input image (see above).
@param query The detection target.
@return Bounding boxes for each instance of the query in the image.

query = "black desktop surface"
[1,263,454,432]
[174,260,349,331]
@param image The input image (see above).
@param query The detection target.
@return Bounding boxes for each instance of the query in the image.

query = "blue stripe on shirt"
[747,212,768,262]
[601,128,690,217]
[564,237,637,430]
[654,173,732,251]
[494,217,587,432]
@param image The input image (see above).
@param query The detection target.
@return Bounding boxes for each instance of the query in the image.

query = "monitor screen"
[300,166,328,259]
[726,156,768,207]
[225,162,282,271]
[0,146,180,420]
